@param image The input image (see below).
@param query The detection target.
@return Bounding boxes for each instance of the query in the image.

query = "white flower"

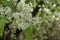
[53,4,56,8]
[13,12,19,19]
[52,15,55,18]
[32,17,41,25]
[18,22,29,30]
[56,18,60,21]
[44,8,50,13]
[5,7,12,14]
[0,7,6,14]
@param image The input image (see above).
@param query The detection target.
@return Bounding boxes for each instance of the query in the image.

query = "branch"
[1,23,11,40]
[32,0,44,17]
[32,5,40,17]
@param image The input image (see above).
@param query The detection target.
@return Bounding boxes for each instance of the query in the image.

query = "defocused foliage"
[0,0,60,40]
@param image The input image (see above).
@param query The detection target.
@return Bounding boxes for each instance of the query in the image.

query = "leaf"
[1,0,16,12]
[24,27,32,40]
[0,0,6,4]
[0,16,9,37]
[0,20,4,37]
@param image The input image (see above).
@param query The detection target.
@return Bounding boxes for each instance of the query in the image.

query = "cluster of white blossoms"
[0,0,60,31]
[4,0,40,30]
[11,12,41,30]
[0,0,60,40]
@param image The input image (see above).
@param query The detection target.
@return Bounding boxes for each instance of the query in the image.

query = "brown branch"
[1,23,11,40]
[15,29,22,39]
[32,0,44,17]
[32,5,40,17]
[17,0,21,4]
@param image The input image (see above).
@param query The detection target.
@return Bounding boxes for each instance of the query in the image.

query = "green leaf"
[1,0,16,12]
[0,16,9,37]
[0,20,4,37]
[24,27,32,40]
[0,0,6,4]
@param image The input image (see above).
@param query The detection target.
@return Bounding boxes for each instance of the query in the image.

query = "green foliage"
[24,27,32,40]
[0,16,9,37]
[0,0,60,40]
[0,0,16,12]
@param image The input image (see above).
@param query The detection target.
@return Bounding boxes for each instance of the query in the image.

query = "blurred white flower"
[56,18,60,21]
[17,2,24,12]
[5,7,12,14]
[52,4,56,8]
[52,15,55,18]
[44,8,50,13]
